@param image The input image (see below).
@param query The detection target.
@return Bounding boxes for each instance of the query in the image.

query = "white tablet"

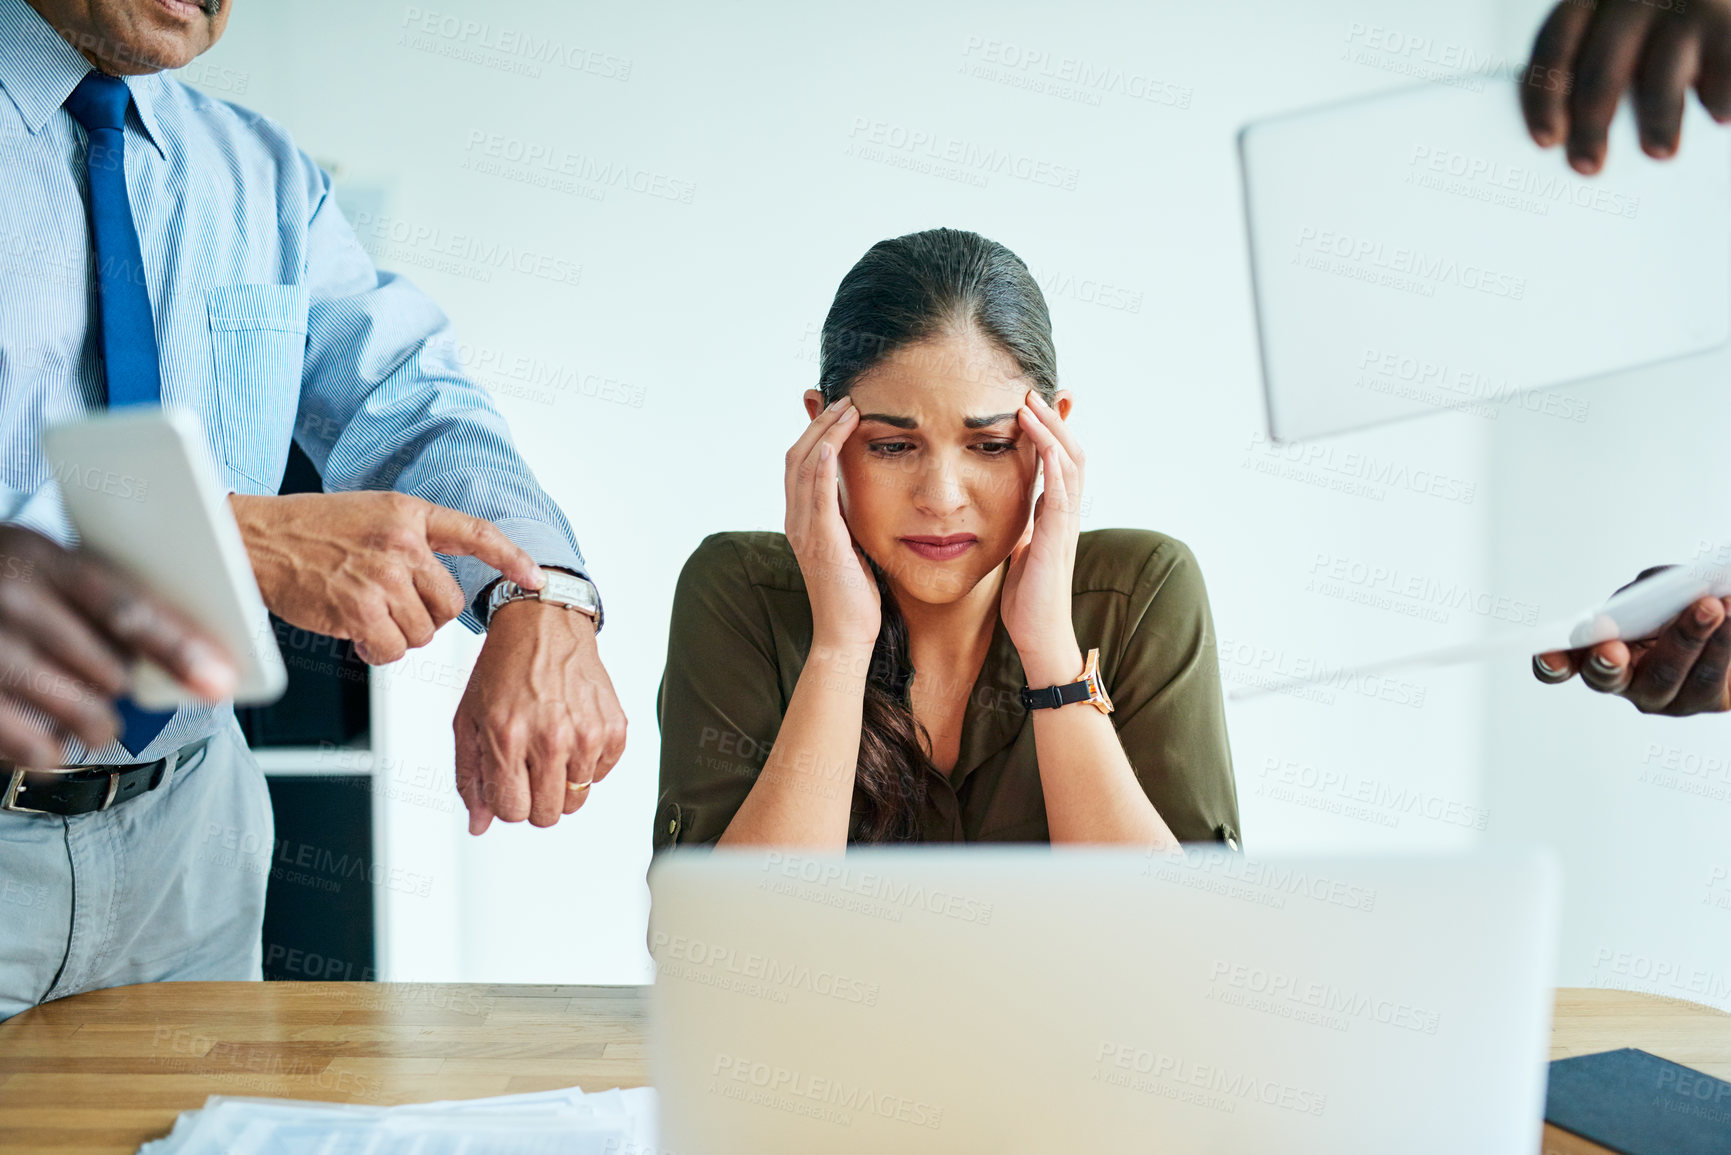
[1240,78,1731,442]
[42,406,288,708]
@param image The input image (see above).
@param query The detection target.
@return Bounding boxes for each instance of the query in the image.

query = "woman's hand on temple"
[784,395,881,651]
[1001,389,1085,685]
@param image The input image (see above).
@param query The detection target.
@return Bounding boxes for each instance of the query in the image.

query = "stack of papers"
[137,1085,658,1154]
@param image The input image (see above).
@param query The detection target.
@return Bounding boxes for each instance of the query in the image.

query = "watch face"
[540,571,600,612]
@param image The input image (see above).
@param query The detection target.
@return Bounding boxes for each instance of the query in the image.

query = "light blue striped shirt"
[0,0,598,765]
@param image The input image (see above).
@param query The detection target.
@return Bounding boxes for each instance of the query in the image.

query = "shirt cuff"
[3,483,73,545]
[443,515,602,634]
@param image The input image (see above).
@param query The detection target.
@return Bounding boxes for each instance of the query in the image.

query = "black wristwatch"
[1020,648,1113,715]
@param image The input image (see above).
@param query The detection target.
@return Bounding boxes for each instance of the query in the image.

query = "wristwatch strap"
[482,567,603,632]
[1019,647,1112,714]
[1019,680,1094,711]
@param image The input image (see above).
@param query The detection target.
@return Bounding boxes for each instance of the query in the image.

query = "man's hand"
[1533,567,1731,715]
[0,525,235,766]
[1523,0,1731,173]
[231,492,544,665]
[453,599,627,834]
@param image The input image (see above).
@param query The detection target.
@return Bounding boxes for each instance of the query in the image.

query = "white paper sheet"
[1231,552,1731,700]
[136,1085,659,1155]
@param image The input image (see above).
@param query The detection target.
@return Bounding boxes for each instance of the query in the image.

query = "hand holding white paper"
[1566,564,1731,649]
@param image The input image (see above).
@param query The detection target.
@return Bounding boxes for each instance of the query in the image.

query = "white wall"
[1463,3,1731,1011]
[1480,340,1731,1009]
[187,0,1686,987]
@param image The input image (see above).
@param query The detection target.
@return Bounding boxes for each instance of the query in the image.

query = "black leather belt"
[0,736,211,817]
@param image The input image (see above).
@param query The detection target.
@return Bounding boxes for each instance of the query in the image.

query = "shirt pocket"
[207,284,309,492]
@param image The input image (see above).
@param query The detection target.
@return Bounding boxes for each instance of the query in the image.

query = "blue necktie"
[65,73,175,757]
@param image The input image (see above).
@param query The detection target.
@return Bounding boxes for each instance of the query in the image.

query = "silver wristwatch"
[484,568,603,631]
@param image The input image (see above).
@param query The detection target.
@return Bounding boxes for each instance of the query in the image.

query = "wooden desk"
[0,983,648,1154]
[1542,989,1731,1155]
[0,984,1724,1153]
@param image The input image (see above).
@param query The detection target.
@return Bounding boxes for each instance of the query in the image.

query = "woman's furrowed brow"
[857,412,1020,429]
[858,413,917,429]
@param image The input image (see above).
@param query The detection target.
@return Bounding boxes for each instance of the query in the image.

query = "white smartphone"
[42,406,288,708]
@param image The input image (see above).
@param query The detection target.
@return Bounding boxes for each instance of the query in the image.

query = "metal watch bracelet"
[483,568,603,631]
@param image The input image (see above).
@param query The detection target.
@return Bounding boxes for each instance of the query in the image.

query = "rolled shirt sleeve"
[288,161,598,632]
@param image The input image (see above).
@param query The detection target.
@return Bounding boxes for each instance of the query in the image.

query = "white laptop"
[648,847,1559,1154]
[1240,79,1731,441]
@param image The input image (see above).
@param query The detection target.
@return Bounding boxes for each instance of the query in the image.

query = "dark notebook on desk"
[1546,1048,1731,1154]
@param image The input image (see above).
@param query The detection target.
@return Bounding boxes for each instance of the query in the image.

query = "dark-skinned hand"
[1523,0,1731,173]
[0,525,235,766]
[1533,566,1731,715]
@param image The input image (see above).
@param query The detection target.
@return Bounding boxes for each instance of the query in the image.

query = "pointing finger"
[425,505,542,590]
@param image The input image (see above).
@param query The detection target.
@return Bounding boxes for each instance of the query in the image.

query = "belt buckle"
[2,767,47,815]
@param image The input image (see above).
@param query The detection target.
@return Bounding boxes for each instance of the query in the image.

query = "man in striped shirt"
[0,0,626,1020]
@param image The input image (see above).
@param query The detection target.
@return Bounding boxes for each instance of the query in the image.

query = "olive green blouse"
[652,528,1240,850]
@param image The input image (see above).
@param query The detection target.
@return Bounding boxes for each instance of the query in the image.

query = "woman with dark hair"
[653,228,1239,849]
